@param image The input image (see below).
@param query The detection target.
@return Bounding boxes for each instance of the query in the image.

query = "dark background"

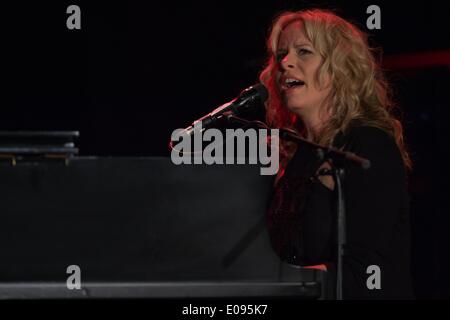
[3,1,450,298]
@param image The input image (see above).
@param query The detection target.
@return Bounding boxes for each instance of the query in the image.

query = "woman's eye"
[298,48,311,55]
[275,49,311,61]
[276,52,286,61]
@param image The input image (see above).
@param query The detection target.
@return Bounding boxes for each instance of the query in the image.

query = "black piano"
[0,155,331,299]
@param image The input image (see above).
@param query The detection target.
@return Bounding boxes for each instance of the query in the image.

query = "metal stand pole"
[333,167,346,300]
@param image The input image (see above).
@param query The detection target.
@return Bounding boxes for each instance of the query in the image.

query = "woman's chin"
[286,104,308,116]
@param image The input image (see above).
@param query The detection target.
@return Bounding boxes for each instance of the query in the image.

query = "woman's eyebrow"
[276,42,312,54]
[294,43,312,48]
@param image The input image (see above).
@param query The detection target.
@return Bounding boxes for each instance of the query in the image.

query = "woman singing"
[261,9,414,299]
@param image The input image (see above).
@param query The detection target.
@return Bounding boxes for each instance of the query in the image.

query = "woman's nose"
[280,52,295,71]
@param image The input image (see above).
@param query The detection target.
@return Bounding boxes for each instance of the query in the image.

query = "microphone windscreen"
[254,83,269,103]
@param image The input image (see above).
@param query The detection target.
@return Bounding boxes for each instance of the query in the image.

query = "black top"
[267,124,414,299]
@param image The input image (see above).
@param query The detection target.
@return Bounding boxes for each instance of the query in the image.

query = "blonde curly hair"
[259,9,411,170]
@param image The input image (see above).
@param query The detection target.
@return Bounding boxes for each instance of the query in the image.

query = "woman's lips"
[280,76,306,92]
[281,82,305,93]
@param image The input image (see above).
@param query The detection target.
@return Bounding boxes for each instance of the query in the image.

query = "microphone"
[181,83,268,136]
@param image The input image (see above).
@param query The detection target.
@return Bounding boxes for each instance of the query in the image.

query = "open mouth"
[282,77,305,89]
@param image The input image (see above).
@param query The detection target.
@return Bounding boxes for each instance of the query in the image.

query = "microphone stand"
[226,115,371,300]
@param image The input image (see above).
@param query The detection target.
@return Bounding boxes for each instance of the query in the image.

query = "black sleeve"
[338,126,412,299]
[267,126,413,299]
[343,126,406,250]
[295,126,412,298]
[267,143,335,266]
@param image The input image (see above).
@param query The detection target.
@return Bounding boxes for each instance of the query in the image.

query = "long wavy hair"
[259,9,412,170]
